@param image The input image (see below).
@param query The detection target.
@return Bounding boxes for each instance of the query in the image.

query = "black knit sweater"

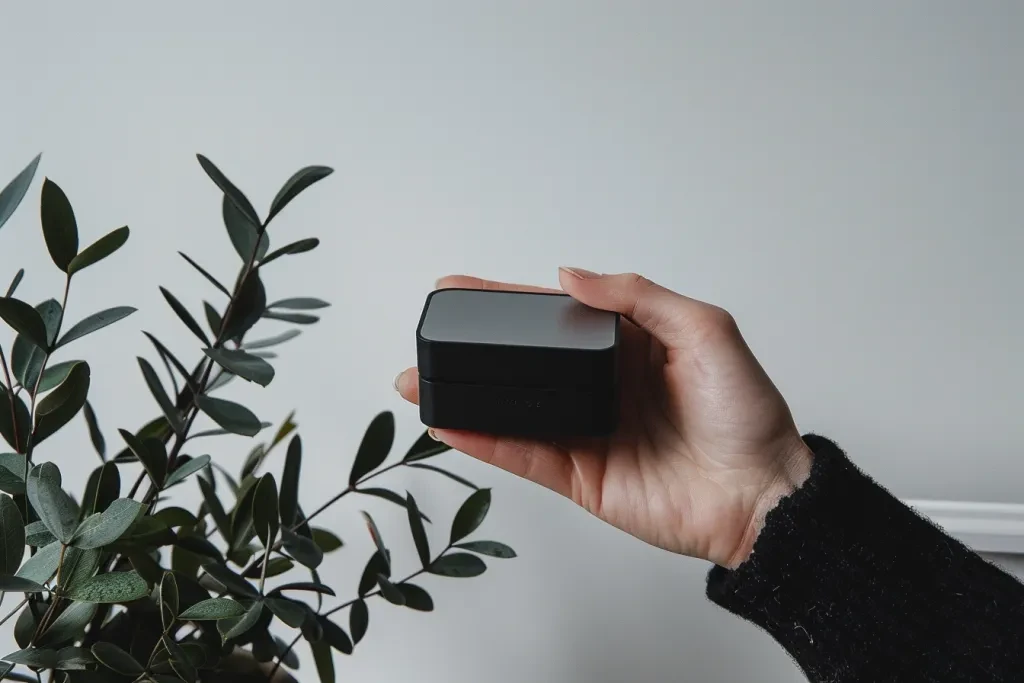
[706,435,1024,682]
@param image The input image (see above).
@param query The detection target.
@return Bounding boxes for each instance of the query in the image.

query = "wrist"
[724,438,814,569]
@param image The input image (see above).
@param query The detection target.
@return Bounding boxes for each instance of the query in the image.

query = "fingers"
[394,367,419,404]
[435,274,563,295]
[429,429,575,499]
[557,267,725,350]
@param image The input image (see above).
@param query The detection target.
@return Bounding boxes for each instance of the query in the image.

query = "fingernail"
[427,428,441,441]
[559,266,600,280]
[392,371,403,392]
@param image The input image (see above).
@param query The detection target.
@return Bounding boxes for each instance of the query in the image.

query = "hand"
[396,268,813,568]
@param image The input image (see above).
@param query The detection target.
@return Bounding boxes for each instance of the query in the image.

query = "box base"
[418,377,618,438]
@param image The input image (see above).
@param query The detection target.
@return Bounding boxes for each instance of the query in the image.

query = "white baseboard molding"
[907,500,1024,555]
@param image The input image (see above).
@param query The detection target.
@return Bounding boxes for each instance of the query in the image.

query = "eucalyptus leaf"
[139,356,183,433]
[405,492,430,569]
[198,475,230,542]
[179,251,230,296]
[450,488,492,544]
[349,599,368,645]
[258,237,319,267]
[71,499,144,549]
[153,506,198,529]
[203,348,274,387]
[428,552,487,578]
[397,583,434,612]
[32,361,91,445]
[0,466,23,496]
[281,527,322,570]
[0,387,30,452]
[311,528,343,554]
[160,571,179,629]
[67,225,129,276]
[221,600,264,642]
[143,332,198,394]
[165,634,197,683]
[279,434,301,526]
[317,616,353,655]
[222,194,268,263]
[66,570,149,603]
[16,540,60,583]
[252,473,280,548]
[165,454,210,488]
[0,154,40,232]
[375,574,405,605]
[195,395,262,437]
[0,494,25,575]
[40,178,79,272]
[241,329,301,350]
[262,310,319,324]
[0,576,46,592]
[267,297,331,310]
[265,597,305,628]
[275,581,335,597]
[360,512,389,573]
[453,540,517,559]
[197,154,261,227]
[203,301,223,339]
[349,411,394,486]
[27,462,78,544]
[160,287,211,345]
[174,535,224,561]
[358,487,430,522]
[118,428,166,487]
[201,562,258,598]
[310,639,335,683]
[0,296,50,351]
[221,270,265,341]
[178,597,246,620]
[38,600,96,646]
[407,462,478,489]
[82,400,106,459]
[403,430,451,461]
[56,306,136,348]
[11,298,61,392]
[357,550,389,596]
[91,642,144,676]
[267,165,333,223]
[244,556,292,578]
[59,547,103,591]
[4,646,94,670]
[4,268,24,297]
[24,521,55,547]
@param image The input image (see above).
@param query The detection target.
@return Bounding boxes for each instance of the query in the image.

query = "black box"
[416,288,620,437]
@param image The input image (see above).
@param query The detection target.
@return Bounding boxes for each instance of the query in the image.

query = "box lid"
[416,288,619,389]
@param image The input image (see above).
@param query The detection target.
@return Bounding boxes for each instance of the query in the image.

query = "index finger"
[435,274,563,295]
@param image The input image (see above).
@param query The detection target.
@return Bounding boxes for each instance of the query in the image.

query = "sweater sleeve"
[706,434,1024,683]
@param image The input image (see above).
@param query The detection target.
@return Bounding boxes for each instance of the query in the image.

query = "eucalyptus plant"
[0,154,515,683]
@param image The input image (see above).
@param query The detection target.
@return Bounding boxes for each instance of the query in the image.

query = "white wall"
[1,2,1021,681]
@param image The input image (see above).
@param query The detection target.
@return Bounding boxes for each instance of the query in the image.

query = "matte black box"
[416,288,620,437]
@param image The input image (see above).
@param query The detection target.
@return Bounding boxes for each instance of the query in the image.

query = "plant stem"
[0,346,23,455]
[30,545,67,644]
[0,597,28,628]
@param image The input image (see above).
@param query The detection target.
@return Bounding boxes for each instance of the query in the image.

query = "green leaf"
[129,550,166,586]
[197,476,230,542]
[174,534,224,561]
[222,194,269,263]
[201,562,258,598]
[265,597,305,628]
[267,297,331,310]
[318,616,352,655]
[0,576,46,592]
[0,154,40,232]
[275,581,335,597]
[349,599,368,645]
[118,429,166,487]
[428,552,487,578]
[39,178,79,272]
[398,583,434,611]
[221,600,264,642]
[279,435,301,526]
[71,498,144,549]
[203,301,223,339]
[258,237,319,267]
[179,251,230,296]
[165,454,210,488]
[0,388,30,452]
[267,165,333,223]
[4,646,94,670]
[67,225,129,276]
[407,462,478,489]
[27,462,78,543]
[360,511,389,573]
[405,492,430,569]
[165,634,197,683]
[91,642,144,676]
[160,571,179,629]
[375,574,405,605]
[179,597,246,620]
[357,487,430,522]
[16,540,60,583]
[154,506,198,529]
[195,395,262,437]
[11,298,61,392]
[160,287,210,346]
[32,361,91,445]
[82,400,106,460]
[349,411,394,486]
[221,270,265,341]
[202,348,274,387]
[34,362,78,399]
[24,521,55,547]
[281,527,322,569]
[139,356,183,434]
[450,488,491,543]
[403,430,451,461]
[65,570,149,603]
[310,639,335,683]
[453,540,517,559]
[56,306,136,348]
[59,549,103,591]
[37,600,96,646]
[311,527,343,553]
[262,310,319,324]
[358,550,389,596]
[0,495,24,575]
[0,296,50,350]
[4,268,24,298]
[197,154,261,226]
[244,555,292,578]
[252,474,280,548]
[241,329,301,350]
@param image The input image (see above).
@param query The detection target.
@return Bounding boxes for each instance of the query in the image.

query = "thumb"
[557,267,714,349]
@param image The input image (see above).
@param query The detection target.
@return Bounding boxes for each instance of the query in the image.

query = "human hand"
[395,268,813,568]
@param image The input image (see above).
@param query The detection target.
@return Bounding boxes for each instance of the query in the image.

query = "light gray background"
[1,2,1021,681]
